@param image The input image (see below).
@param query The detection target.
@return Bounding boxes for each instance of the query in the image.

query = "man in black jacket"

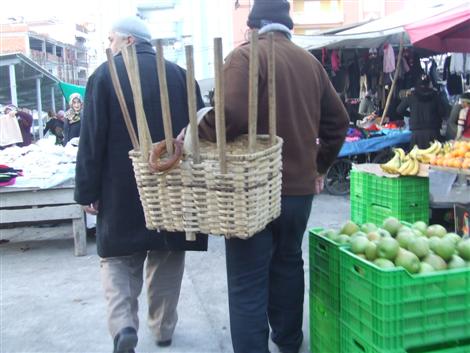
[74,16,207,353]
[396,74,448,148]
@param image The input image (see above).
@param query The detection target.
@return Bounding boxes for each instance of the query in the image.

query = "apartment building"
[231,0,406,43]
[0,19,90,85]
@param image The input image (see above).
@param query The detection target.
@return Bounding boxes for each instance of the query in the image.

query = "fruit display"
[319,217,470,274]
[380,140,470,175]
[429,140,470,170]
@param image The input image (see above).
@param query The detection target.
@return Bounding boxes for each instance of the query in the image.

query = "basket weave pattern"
[130,135,282,238]
[183,134,283,238]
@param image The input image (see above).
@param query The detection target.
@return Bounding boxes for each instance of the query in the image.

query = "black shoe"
[156,339,172,347]
[113,327,138,353]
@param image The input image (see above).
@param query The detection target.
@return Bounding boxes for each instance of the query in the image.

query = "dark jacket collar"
[115,42,155,58]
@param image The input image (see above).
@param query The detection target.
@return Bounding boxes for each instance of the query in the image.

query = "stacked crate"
[309,229,344,353]
[350,170,430,225]
[339,248,470,353]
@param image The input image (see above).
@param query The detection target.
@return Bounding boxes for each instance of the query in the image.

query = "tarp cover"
[405,3,470,53]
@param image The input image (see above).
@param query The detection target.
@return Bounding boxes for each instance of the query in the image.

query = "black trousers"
[225,195,314,353]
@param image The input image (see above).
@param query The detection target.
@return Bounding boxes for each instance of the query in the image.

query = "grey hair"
[112,31,147,44]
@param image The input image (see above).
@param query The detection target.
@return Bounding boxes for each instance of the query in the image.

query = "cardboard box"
[454,203,470,237]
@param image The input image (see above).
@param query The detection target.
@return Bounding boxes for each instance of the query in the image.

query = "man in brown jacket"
[199,1,349,352]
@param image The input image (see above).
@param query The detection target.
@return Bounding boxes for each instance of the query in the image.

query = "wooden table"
[0,186,86,256]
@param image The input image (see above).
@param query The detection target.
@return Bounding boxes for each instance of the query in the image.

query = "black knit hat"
[247,0,294,30]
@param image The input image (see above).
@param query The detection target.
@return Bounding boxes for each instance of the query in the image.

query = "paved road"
[1,194,349,353]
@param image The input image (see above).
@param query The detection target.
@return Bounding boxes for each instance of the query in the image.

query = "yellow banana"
[380,151,401,174]
[409,145,419,159]
[407,159,420,176]
[398,159,413,175]
[393,148,406,161]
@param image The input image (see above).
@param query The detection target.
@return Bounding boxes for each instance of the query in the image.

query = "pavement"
[0,194,350,353]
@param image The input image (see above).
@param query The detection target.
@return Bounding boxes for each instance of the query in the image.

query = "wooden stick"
[121,45,152,160]
[248,30,259,153]
[155,39,174,155]
[105,49,140,151]
[381,33,405,126]
[214,38,227,174]
[267,33,276,145]
[184,45,201,163]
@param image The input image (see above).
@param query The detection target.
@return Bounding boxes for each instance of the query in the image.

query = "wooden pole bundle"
[105,48,139,151]
[267,32,276,145]
[155,39,175,155]
[121,45,152,159]
[185,45,201,164]
[214,38,227,174]
[248,30,259,153]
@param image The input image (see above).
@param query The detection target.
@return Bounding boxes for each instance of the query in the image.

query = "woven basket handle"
[121,45,152,160]
[105,48,140,151]
[267,32,277,145]
[248,30,259,153]
[214,38,227,174]
[155,40,175,156]
[184,45,201,163]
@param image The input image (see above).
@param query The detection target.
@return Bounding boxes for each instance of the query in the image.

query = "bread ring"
[148,139,183,173]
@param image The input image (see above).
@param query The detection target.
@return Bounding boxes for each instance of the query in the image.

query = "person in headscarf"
[63,93,82,144]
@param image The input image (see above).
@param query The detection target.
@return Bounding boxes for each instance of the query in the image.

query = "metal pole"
[51,86,56,112]
[36,77,44,139]
[63,96,66,110]
[9,64,18,106]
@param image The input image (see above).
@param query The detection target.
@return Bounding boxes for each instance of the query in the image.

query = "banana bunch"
[397,157,419,175]
[380,147,420,176]
[380,148,404,174]
[415,141,442,163]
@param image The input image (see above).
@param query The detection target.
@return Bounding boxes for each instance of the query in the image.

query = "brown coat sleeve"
[316,69,349,174]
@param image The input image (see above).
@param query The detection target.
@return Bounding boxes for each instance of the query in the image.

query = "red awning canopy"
[405,3,470,53]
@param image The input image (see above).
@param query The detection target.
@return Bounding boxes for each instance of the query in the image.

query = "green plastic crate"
[350,170,368,224]
[364,173,429,224]
[341,322,470,353]
[308,228,346,312]
[310,294,340,353]
[339,247,470,351]
[350,170,430,225]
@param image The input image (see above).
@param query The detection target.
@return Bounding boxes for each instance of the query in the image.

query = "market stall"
[0,138,87,256]
[325,128,411,195]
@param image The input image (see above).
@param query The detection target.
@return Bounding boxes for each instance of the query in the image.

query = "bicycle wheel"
[324,159,353,195]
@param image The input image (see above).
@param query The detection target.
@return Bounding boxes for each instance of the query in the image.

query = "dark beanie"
[247,0,294,30]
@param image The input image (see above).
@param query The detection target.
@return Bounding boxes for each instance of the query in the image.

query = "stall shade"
[405,3,470,53]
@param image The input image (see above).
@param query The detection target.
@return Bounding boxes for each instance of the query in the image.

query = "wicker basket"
[182,134,282,238]
[107,32,282,239]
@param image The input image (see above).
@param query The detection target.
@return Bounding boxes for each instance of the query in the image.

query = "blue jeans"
[225,195,314,353]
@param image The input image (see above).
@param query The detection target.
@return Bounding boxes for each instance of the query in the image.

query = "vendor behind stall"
[456,92,470,140]
[446,92,470,140]
[44,110,65,145]
[396,74,447,149]
[3,105,32,147]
